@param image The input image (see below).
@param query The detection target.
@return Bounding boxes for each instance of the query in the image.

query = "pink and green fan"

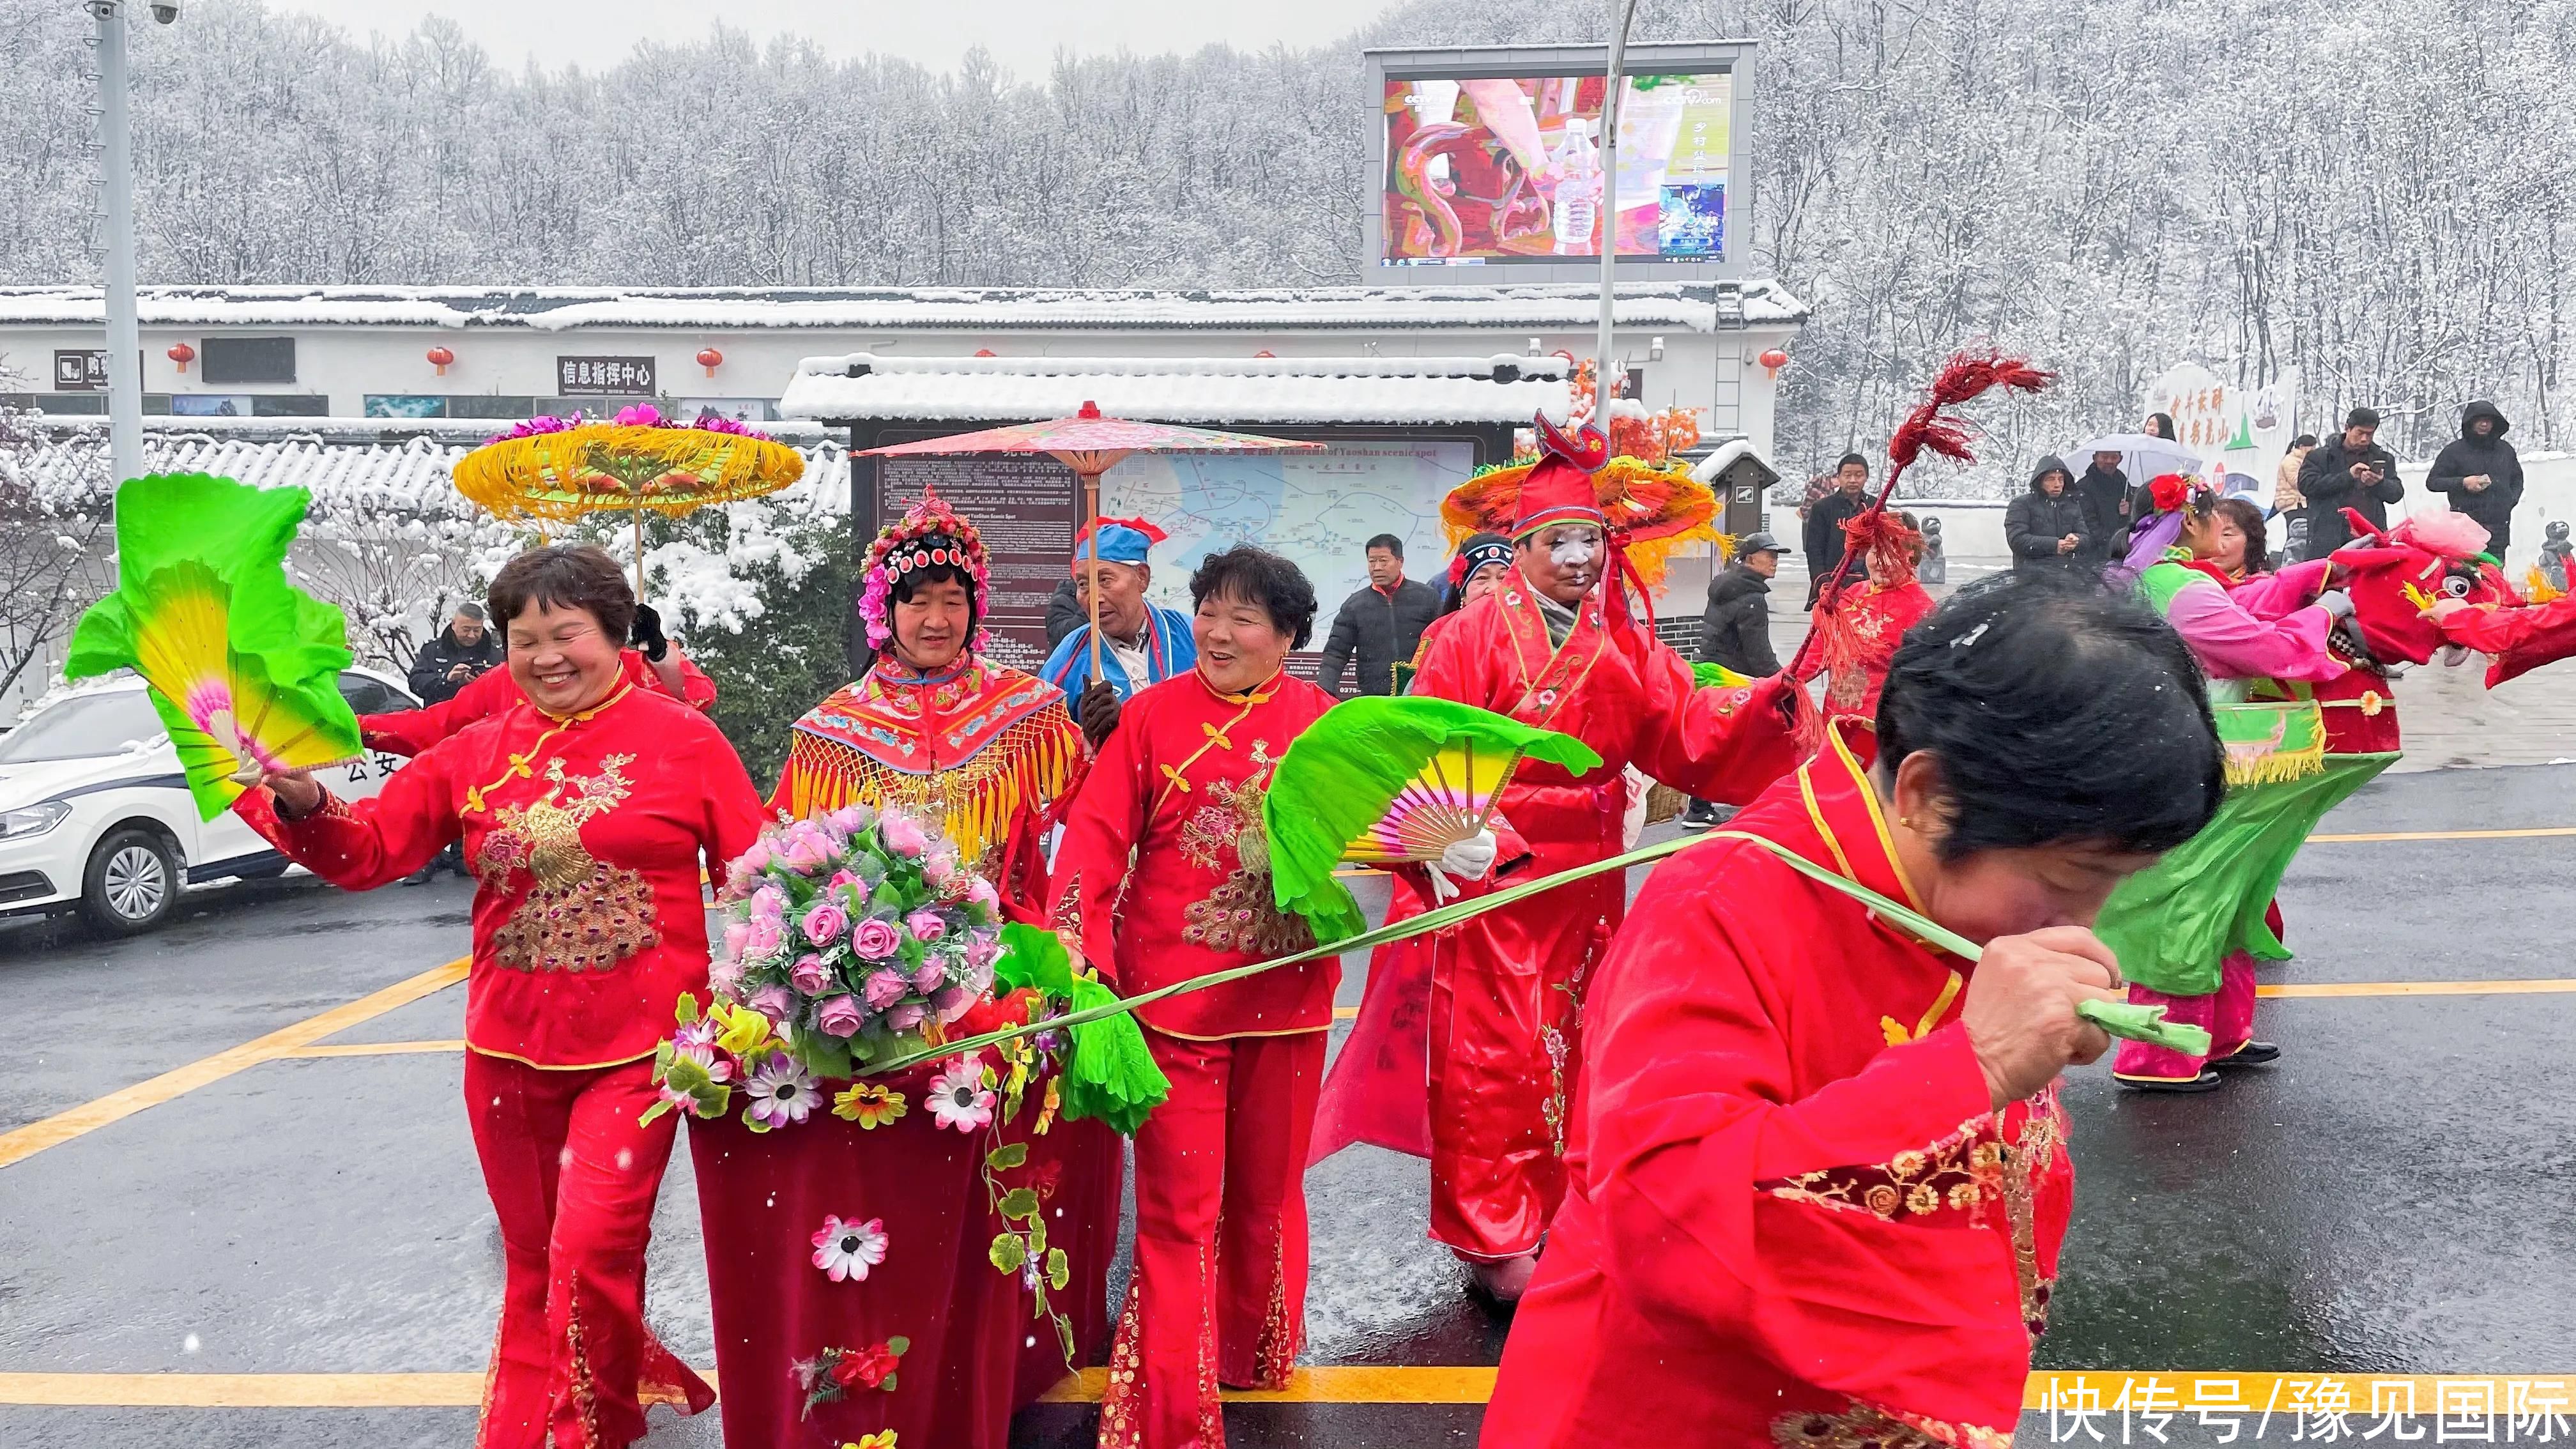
[1263,696,1603,941]
[65,474,361,820]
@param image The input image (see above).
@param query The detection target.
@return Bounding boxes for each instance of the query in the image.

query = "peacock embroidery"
[1178,744,1314,957]
[471,753,660,972]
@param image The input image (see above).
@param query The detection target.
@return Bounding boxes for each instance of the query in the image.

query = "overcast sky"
[261,0,1403,77]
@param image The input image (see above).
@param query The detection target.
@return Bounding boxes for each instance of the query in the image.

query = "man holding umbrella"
[1041,518,1196,746]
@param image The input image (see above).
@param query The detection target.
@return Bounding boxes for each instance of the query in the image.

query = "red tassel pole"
[1786,348,2053,682]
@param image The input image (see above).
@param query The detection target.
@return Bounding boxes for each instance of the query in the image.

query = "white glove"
[2440,644,2471,668]
[1423,828,1499,905]
[2313,589,2354,618]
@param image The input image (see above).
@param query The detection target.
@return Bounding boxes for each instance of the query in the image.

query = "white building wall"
[0,321,1793,448]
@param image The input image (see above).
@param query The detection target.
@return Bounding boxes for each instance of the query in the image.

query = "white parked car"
[0,668,419,934]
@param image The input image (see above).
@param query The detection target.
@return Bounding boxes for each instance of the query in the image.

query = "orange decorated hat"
[1441,410,1721,592]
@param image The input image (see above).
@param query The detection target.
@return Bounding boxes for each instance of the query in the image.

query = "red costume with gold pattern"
[770,657,1082,912]
[1800,509,1934,719]
[360,647,716,757]
[1047,666,1337,1449]
[1483,724,2071,1449]
[1322,415,1811,1265]
[238,684,770,1449]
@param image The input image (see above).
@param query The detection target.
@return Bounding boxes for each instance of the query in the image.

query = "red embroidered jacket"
[1483,723,2072,1449]
[1798,579,1935,718]
[360,648,716,758]
[1047,668,1337,1041]
[1410,565,1810,855]
[238,686,772,1068]
[771,656,1084,916]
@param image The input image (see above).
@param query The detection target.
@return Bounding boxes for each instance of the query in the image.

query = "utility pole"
[90,0,147,486]
[1595,0,1640,420]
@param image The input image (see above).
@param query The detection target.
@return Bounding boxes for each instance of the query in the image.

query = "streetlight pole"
[1595,0,1640,422]
[91,0,144,486]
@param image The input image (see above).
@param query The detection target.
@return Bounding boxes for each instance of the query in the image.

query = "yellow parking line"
[2306,825,2576,843]
[275,1040,469,1058]
[0,958,468,1170]
[9,1367,2564,1410]
[2261,977,2576,998]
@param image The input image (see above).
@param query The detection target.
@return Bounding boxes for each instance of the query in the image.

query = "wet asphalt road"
[2,764,2573,1448]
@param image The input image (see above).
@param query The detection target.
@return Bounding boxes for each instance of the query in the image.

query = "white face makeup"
[1549,528,1604,569]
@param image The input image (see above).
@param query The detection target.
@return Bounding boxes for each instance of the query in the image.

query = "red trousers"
[1098,1027,1324,1449]
[1427,790,1625,1261]
[463,1051,711,1449]
[2112,951,2260,1082]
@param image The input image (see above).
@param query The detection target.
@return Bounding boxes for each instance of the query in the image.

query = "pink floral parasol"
[862,402,1323,674]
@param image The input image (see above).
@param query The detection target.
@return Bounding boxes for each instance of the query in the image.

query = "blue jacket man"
[1040,517,1196,743]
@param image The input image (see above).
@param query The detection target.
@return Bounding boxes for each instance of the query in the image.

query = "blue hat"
[1071,516,1167,573]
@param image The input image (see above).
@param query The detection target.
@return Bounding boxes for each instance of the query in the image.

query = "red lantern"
[1253,349,1276,358]
[426,344,456,377]
[1757,346,1790,379]
[696,346,724,377]
[972,348,997,358]
[167,341,195,374]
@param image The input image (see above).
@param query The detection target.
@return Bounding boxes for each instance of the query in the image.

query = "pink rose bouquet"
[664,803,1006,1108]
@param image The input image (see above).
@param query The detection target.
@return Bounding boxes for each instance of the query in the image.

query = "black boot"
[2115,1070,2223,1094]
[2211,1041,2280,1069]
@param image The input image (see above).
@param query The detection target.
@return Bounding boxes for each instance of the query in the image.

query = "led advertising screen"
[1381,71,1731,267]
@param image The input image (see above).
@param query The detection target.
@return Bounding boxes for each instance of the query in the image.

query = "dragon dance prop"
[862,828,2211,1078]
[1261,696,1606,942]
[2092,697,2395,999]
[65,474,362,821]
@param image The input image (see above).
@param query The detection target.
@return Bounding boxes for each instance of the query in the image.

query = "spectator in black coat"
[1698,532,1784,677]
[2005,457,2092,578]
[2299,406,2405,554]
[1317,533,1442,696]
[2424,400,2525,556]
[406,602,504,705]
[1801,452,1871,608]
[2074,450,2131,565]
[1046,576,1086,650]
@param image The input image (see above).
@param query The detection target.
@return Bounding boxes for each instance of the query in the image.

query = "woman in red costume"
[684,491,1113,1449]
[1484,574,2228,1449]
[237,545,769,1449]
[771,489,1085,907]
[1047,546,1338,1449]
[1324,414,1811,1302]
[359,602,716,757]
[1310,530,1521,1168]
[1800,507,1935,719]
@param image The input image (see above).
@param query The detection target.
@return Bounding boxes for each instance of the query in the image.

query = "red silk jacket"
[1483,723,2072,1449]
[239,685,770,1068]
[1046,668,1337,1041]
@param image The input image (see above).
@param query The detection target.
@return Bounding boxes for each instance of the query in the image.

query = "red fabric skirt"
[689,1085,1120,1449]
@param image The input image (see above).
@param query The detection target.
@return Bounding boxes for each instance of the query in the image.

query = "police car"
[0,668,417,933]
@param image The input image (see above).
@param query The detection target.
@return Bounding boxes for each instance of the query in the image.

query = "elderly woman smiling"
[1482,572,2228,1449]
[239,544,770,1449]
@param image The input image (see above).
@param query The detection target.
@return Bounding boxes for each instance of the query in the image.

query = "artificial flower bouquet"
[645,803,1168,1137]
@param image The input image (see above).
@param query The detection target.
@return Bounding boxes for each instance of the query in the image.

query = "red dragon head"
[2327,508,2516,667]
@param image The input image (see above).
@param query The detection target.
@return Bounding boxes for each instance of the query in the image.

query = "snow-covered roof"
[781,352,1572,426]
[0,281,1808,334]
[1,424,850,515]
[1690,438,1777,488]
[20,412,829,445]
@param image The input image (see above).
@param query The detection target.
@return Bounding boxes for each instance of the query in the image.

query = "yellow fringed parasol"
[452,408,808,593]
[1441,455,1721,592]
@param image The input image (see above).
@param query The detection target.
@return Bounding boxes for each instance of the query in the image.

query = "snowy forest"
[0,0,2570,472]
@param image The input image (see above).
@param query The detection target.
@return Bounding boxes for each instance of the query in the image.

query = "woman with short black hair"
[1484,572,2223,1449]
[1048,542,1346,1446]
[238,542,768,1448]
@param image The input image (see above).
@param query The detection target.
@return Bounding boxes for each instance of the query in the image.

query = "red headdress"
[1510,413,1612,539]
[859,486,992,651]
[1438,411,1720,630]
[1789,348,2053,679]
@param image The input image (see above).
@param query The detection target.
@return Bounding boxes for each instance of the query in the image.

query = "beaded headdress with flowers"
[858,487,992,652]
